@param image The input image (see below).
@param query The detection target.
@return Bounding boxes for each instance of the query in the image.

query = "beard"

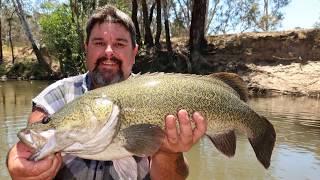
[90,56,125,88]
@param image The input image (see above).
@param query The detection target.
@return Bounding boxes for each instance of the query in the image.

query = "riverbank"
[1,29,320,97]
[243,61,320,97]
[203,29,320,97]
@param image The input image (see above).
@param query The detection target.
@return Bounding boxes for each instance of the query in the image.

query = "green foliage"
[0,64,7,76]
[98,0,130,13]
[6,61,50,79]
[39,4,85,76]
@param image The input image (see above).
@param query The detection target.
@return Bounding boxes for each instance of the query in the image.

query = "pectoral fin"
[121,124,165,157]
[206,130,236,157]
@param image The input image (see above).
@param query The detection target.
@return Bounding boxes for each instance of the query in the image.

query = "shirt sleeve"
[32,80,67,115]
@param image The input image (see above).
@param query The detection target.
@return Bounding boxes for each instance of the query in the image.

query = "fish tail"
[206,130,236,157]
[248,116,276,169]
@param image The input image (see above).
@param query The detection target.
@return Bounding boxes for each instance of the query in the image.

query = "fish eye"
[42,117,51,124]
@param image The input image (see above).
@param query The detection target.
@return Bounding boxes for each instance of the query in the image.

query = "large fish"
[18,72,276,177]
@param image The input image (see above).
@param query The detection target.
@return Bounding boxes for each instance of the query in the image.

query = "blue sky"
[280,0,320,30]
[35,0,320,31]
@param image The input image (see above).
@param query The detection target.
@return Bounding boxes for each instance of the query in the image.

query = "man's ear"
[134,44,139,55]
[133,44,139,64]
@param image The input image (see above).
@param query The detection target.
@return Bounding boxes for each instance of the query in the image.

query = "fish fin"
[112,157,138,180]
[210,72,248,102]
[248,116,276,169]
[206,130,236,157]
[122,124,165,156]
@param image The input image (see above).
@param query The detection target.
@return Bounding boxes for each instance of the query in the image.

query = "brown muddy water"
[1,81,320,180]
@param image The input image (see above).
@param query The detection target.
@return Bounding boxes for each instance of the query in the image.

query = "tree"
[141,0,154,48]
[7,11,15,63]
[131,0,141,46]
[0,0,3,64]
[170,0,291,36]
[69,0,86,69]
[259,0,290,31]
[189,0,208,73]
[189,0,207,52]
[155,0,162,49]
[11,0,52,72]
[39,4,85,75]
[163,0,172,52]
[314,19,320,28]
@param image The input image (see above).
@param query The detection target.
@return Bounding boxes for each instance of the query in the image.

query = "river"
[1,81,320,179]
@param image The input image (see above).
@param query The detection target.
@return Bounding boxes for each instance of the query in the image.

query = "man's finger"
[16,142,35,158]
[177,109,193,145]
[192,112,207,143]
[30,155,55,177]
[53,153,63,176]
[165,114,179,144]
[33,154,61,180]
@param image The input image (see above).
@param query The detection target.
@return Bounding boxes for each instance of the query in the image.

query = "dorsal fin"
[210,72,248,102]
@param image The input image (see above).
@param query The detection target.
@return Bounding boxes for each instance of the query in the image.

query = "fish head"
[17,118,57,160]
[18,123,55,150]
[18,96,120,161]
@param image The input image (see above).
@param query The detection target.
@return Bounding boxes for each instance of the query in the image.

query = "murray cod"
[18,72,276,169]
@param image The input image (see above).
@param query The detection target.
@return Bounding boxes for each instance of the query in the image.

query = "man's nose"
[105,45,113,58]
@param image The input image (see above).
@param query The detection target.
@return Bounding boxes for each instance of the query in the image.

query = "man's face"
[85,22,138,88]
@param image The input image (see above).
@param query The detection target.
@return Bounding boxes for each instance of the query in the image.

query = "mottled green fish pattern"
[18,72,276,169]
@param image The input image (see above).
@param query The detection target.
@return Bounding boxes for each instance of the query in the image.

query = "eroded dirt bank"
[204,29,320,97]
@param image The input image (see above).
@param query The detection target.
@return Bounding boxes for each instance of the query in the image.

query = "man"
[7,5,207,180]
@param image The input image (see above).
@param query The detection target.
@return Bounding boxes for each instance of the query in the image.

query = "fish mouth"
[18,129,39,149]
[18,129,54,150]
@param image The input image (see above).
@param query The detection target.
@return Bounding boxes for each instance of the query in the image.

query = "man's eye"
[114,43,125,48]
[95,42,105,46]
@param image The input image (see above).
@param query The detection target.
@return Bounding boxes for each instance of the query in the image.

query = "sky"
[280,0,320,30]
[32,0,320,31]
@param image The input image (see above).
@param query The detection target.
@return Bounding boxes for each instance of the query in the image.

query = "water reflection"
[186,96,320,180]
[0,80,49,179]
[1,81,320,179]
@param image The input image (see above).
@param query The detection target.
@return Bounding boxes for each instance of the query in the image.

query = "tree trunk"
[12,0,52,73]
[141,0,154,48]
[8,16,15,64]
[189,0,208,73]
[0,16,3,64]
[155,0,162,49]
[163,0,172,52]
[131,0,141,46]
[0,0,3,64]
[189,0,207,52]
[264,0,269,31]
[70,0,85,69]
[149,2,156,24]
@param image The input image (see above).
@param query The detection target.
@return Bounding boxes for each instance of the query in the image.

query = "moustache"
[95,56,121,66]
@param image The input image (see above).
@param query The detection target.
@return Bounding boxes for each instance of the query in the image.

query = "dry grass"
[2,45,36,65]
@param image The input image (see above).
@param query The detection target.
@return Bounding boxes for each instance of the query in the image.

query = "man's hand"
[7,141,62,180]
[150,109,207,180]
[161,109,207,153]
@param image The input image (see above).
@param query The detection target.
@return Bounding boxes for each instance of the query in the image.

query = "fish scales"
[18,72,276,170]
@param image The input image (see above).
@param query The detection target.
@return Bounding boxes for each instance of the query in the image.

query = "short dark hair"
[85,5,136,48]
